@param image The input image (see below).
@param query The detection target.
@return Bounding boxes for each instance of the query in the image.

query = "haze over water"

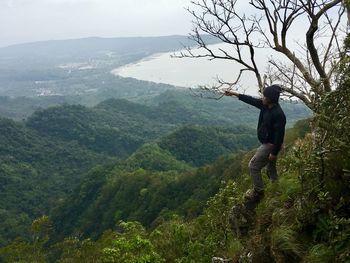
[112,43,264,96]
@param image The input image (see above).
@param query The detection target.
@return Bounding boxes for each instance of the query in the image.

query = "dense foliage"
[51,144,245,241]
[2,106,349,262]
[0,118,109,246]
[146,89,311,127]
[1,77,349,262]
[1,92,275,247]
[0,118,313,262]
[159,125,257,166]
[2,32,347,263]
[0,77,175,121]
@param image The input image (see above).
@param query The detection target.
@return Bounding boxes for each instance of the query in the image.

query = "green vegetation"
[50,143,243,240]
[158,125,257,166]
[146,89,311,128]
[0,35,311,122]
[2,110,348,262]
[1,32,347,263]
[0,92,272,247]
[0,117,111,245]
[0,77,176,121]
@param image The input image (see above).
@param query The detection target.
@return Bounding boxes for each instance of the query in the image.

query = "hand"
[224,90,239,97]
[269,154,278,161]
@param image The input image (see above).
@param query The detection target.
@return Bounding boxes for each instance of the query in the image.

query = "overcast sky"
[0,0,197,47]
[1,0,345,48]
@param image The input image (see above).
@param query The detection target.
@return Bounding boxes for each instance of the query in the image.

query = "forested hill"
[0,88,312,248]
[0,118,110,245]
[24,90,310,158]
[0,36,217,67]
[1,90,349,262]
[0,95,260,247]
[2,102,349,262]
[49,118,310,243]
[0,87,311,125]
[3,116,337,263]
[0,1,348,260]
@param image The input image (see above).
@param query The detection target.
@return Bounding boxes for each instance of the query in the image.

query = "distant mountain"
[0,36,218,67]
[0,78,177,120]
[0,87,312,127]
[0,35,211,97]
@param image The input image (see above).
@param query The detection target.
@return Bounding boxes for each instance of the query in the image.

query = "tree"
[0,216,51,262]
[179,0,348,111]
[102,221,165,263]
[346,0,350,22]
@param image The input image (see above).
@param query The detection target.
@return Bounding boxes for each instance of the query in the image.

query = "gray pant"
[248,144,278,191]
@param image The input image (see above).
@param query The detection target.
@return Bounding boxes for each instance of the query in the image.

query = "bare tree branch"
[303,0,343,92]
[178,0,348,111]
[323,6,346,70]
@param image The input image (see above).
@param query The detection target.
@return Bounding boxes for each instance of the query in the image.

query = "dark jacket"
[238,94,286,155]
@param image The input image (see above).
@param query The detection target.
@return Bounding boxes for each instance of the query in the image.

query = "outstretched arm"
[225,90,263,109]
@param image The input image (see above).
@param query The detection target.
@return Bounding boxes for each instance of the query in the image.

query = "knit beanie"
[263,85,282,103]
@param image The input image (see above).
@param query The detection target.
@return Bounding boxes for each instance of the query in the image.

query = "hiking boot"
[244,189,264,203]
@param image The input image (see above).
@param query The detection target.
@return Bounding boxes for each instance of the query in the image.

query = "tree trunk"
[344,0,350,24]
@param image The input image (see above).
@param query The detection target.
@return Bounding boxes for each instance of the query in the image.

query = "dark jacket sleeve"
[238,94,263,109]
[271,112,286,155]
